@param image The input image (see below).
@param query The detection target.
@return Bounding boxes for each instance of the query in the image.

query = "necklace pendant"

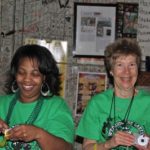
[11,141,22,150]
[11,141,31,150]
[23,142,31,150]
[122,124,130,132]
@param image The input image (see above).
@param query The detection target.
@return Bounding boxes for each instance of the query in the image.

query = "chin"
[123,87,134,91]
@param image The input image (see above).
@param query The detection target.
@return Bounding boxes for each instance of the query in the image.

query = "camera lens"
[141,139,145,142]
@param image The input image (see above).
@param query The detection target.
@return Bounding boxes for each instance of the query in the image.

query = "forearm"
[36,128,73,150]
[83,140,112,150]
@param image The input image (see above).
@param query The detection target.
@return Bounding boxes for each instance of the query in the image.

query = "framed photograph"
[75,72,107,116]
[73,3,116,57]
[116,3,138,38]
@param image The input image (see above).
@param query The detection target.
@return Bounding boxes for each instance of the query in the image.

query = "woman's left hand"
[135,145,150,150]
[7,124,41,142]
[0,119,8,134]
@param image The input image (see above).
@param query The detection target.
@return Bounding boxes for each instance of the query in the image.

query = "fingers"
[0,120,9,134]
[7,125,31,142]
[2,124,39,143]
[22,132,28,141]
[4,128,12,140]
[110,131,135,147]
[23,133,27,138]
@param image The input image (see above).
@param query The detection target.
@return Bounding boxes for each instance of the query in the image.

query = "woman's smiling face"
[111,55,138,95]
[16,57,45,102]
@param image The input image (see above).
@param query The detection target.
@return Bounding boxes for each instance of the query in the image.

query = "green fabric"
[76,88,150,150]
[0,94,74,149]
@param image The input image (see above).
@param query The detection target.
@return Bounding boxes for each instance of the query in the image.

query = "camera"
[134,133,149,147]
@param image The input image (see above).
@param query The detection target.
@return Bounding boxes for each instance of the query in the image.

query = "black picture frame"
[73,2,116,57]
[116,3,138,38]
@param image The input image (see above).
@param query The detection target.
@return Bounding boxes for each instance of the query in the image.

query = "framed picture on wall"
[116,3,138,38]
[75,72,107,116]
[73,3,116,57]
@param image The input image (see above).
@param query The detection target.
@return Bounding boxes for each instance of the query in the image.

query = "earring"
[11,81,18,93]
[110,71,113,76]
[41,82,50,96]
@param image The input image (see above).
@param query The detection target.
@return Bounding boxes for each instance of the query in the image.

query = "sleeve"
[46,99,75,144]
[0,95,12,120]
[76,97,102,141]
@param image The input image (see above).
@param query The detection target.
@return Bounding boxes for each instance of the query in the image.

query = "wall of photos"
[1,0,150,149]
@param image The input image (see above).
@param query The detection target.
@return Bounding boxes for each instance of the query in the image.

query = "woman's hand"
[6,124,40,142]
[0,119,8,134]
[135,145,150,150]
[105,131,135,148]
[6,124,72,150]
[83,131,135,150]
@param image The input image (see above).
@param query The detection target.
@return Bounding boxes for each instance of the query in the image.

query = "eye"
[129,63,137,68]
[117,63,122,66]
[17,69,25,75]
[32,70,41,77]
[115,63,123,68]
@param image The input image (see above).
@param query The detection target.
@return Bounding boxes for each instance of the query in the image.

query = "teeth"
[23,85,33,90]
[121,78,131,82]
[123,78,129,80]
[122,77,130,79]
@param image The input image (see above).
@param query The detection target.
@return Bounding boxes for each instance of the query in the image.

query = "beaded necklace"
[110,90,135,128]
[5,92,44,150]
[102,89,135,150]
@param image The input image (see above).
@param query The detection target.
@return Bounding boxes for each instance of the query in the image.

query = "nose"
[23,74,31,82]
[123,66,130,74]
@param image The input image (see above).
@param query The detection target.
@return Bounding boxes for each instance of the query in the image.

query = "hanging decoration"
[58,0,69,8]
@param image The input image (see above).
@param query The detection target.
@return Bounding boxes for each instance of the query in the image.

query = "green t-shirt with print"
[0,93,74,149]
[76,88,150,150]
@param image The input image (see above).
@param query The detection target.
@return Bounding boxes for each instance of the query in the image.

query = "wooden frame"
[75,72,107,116]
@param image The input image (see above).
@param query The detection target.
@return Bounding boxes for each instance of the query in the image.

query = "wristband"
[94,143,97,150]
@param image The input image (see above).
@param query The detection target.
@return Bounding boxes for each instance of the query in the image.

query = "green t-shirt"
[0,94,74,149]
[76,88,150,150]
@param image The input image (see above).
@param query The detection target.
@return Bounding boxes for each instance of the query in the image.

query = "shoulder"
[85,88,113,110]
[44,95,67,104]
[89,88,113,103]
[0,94,15,110]
[42,95,71,111]
[137,89,150,97]
[0,94,15,103]
[135,89,150,104]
